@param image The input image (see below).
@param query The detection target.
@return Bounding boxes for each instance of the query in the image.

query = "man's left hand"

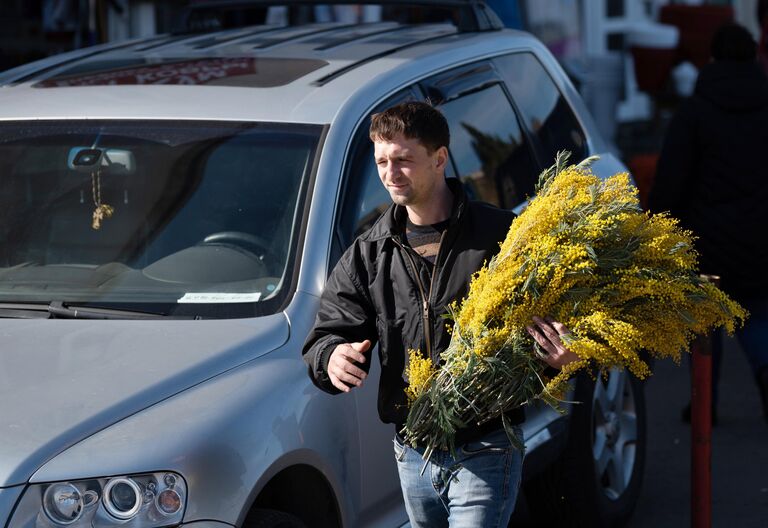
[526,316,579,370]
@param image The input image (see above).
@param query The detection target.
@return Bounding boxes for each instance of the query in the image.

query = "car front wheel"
[245,509,308,528]
[524,368,646,527]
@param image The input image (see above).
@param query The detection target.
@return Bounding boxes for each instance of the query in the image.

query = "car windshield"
[0,120,322,317]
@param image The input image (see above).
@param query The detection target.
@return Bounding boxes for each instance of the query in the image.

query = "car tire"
[245,509,308,528]
[523,368,646,527]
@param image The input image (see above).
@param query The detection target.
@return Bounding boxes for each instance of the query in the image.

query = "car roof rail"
[183,0,504,33]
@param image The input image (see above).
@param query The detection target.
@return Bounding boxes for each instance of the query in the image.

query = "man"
[649,23,768,424]
[303,102,575,526]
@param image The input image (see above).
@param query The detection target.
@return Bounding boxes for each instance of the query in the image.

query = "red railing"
[691,274,719,528]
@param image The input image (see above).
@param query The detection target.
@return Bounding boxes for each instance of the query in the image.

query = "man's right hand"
[328,340,371,393]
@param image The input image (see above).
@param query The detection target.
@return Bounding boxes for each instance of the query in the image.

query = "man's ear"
[434,146,449,171]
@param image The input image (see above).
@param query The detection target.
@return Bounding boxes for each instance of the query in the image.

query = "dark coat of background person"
[648,51,768,303]
[649,24,768,426]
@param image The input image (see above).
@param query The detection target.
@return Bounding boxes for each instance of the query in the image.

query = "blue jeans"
[394,427,524,528]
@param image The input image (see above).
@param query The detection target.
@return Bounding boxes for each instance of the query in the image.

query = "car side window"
[341,140,391,243]
[438,83,538,209]
[493,53,587,167]
[334,90,421,266]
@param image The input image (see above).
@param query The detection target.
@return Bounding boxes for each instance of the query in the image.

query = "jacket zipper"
[393,230,447,362]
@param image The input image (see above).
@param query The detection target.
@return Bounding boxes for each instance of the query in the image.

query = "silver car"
[0,2,644,527]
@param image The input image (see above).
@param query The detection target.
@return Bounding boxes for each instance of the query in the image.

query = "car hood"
[0,315,288,487]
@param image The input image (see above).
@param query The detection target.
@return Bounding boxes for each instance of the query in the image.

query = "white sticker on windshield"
[177,292,262,303]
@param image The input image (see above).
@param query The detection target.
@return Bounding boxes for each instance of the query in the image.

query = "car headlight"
[10,472,186,528]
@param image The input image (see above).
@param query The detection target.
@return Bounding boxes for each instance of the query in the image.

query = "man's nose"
[385,160,398,177]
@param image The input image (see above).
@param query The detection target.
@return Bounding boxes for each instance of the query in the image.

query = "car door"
[334,89,417,525]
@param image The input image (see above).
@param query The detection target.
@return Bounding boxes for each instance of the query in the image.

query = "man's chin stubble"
[389,193,412,206]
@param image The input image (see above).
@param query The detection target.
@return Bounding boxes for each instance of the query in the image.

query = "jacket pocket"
[375,316,411,425]
[375,316,407,370]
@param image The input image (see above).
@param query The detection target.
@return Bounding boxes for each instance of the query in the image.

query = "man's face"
[373,133,447,208]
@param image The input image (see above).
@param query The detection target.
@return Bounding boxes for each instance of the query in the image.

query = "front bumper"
[181,522,235,528]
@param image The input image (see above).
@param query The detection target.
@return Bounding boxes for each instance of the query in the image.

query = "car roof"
[0,22,544,124]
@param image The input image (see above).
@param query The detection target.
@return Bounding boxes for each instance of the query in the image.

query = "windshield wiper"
[0,303,50,319]
[47,301,173,319]
[0,302,196,320]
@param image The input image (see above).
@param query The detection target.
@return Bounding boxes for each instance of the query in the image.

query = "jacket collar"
[362,178,468,242]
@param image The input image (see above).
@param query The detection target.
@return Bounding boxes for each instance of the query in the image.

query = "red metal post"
[691,275,717,528]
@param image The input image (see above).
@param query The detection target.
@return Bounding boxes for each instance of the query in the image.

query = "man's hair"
[369,101,450,153]
[711,23,757,62]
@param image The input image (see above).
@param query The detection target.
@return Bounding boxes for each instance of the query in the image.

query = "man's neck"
[406,182,454,226]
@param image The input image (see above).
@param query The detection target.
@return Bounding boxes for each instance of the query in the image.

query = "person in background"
[648,23,768,425]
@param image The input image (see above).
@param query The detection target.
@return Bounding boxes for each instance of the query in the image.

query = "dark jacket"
[648,60,768,301]
[302,179,522,438]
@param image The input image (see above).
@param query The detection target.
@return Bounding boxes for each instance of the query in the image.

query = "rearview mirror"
[68,147,136,175]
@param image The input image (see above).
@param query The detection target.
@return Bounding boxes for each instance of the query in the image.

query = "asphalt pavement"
[628,335,768,527]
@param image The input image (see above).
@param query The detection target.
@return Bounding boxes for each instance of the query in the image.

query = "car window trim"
[278,123,330,311]
[419,61,499,105]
